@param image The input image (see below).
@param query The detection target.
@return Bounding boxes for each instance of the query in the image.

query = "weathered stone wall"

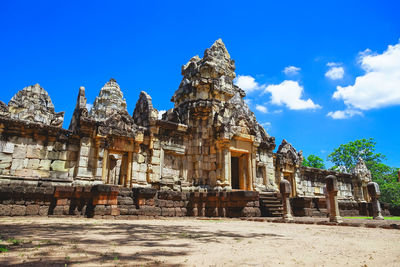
[0,184,260,218]
[296,167,354,199]
[0,119,79,184]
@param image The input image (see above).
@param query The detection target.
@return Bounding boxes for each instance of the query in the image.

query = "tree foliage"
[302,155,325,169]
[327,138,385,172]
[328,138,399,208]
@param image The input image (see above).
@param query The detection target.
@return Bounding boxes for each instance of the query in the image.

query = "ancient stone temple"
[0,39,389,218]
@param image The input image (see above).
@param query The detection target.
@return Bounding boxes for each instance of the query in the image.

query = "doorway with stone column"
[230,151,250,190]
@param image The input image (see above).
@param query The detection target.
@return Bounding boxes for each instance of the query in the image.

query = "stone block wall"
[297,167,353,199]
[0,118,80,185]
[291,197,391,217]
[0,183,260,218]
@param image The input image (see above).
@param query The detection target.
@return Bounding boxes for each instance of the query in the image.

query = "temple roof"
[90,78,128,121]
[171,39,239,105]
[7,83,64,127]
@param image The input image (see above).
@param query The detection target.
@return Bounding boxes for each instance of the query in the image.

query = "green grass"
[344,216,400,220]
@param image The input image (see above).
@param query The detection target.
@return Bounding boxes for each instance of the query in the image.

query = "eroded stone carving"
[351,157,372,202]
[276,139,303,167]
[7,84,64,127]
[90,78,128,121]
[89,79,139,137]
[69,86,88,132]
[171,39,236,105]
[351,157,372,183]
[165,39,274,148]
[133,91,158,127]
[0,101,10,117]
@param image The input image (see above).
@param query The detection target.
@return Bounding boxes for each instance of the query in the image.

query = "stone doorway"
[284,173,297,197]
[231,156,240,189]
[106,153,128,186]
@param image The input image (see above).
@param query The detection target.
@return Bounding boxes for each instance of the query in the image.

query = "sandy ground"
[0,217,399,267]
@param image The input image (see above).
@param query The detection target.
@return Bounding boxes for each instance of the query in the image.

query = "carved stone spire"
[133,91,158,127]
[0,101,10,117]
[351,157,372,183]
[276,139,303,167]
[69,86,88,132]
[171,39,238,105]
[7,83,64,127]
[90,78,128,121]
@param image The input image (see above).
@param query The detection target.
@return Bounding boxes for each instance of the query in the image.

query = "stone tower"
[7,84,64,127]
[90,78,128,121]
[164,39,275,190]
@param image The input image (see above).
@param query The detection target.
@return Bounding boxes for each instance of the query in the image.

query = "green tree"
[302,155,325,169]
[328,138,399,208]
[327,138,385,172]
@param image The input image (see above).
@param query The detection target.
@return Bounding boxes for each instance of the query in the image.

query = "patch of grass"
[0,245,9,253]
[7,238,23,245]
[344,216,400,220]
[179,232,201,239]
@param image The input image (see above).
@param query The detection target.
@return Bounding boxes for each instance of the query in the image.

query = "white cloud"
[234,75,264,93]
[86,103,93,111]
[244,98,252,106]
[255,104,268,113]
[283,66,301,75]
[158,110,166,120]
[325,62,344,80]
[327,109,363,119]
[263,80,321,110]
[260,122,271,129]
[332,41,400,110]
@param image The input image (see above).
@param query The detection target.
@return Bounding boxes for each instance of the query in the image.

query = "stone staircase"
[259,192,283,217]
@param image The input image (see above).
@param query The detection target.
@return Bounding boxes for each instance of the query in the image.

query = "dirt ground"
[0,217,399,267]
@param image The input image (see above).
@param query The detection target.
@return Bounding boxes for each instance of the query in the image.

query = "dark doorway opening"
[231,157,240,189]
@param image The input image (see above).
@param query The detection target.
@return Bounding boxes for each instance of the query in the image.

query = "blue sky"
[1,0,399,167]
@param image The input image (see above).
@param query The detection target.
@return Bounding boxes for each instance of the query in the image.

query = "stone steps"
[259,192,283,217]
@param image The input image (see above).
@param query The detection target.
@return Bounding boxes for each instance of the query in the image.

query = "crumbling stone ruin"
[0,39,390,218]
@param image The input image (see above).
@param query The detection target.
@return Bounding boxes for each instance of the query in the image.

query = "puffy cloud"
[233,75,264,93]
[244,98,252,106]
[263,80,321,110]
[327,109,363,119]
[325,62,344,80]
[283,66,301,75]
[158,110,166,120]
[332,41,400,110]
[255,104,268,113]
[260,122,271,129]
[86,103,93,111]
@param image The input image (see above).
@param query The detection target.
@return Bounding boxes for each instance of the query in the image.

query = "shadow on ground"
[0,218,285,266]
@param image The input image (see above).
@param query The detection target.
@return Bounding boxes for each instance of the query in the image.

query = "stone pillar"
[279,179,293,221]
[126,151,133,187]
[325,175,343,223]
[367,182,384,220]
[239,155,245,189]
[222,148,231,185]
[101,149,109,184]
[159,148,164,178]
[323,186,330,217]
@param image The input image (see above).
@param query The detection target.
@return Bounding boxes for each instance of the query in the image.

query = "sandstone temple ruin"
[0,39,385,218]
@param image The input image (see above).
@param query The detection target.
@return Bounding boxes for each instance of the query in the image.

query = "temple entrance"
[231,156,240,189]
[106,153,128,186]
[284,173,296,197]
